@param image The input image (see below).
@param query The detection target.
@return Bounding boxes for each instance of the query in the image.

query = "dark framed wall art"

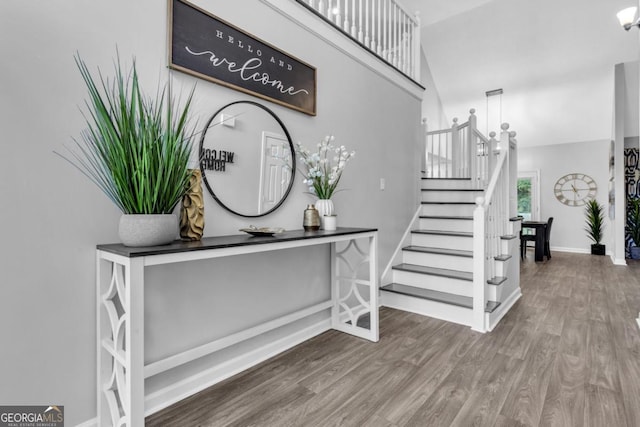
[169,0,317,116]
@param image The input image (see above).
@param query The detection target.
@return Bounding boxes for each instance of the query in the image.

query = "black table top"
[522,221,547,227]
[97,227,378,258]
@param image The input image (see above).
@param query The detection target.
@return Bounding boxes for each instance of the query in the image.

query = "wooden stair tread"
[421,177,471,180]
[421,201,476,205]
[392,263,473,281]
[413,229,473,237]
[487,276,507,286]
[421,188,483,192]
[420,215,473,220]
[404,246,473,258]
[381,283,500,313]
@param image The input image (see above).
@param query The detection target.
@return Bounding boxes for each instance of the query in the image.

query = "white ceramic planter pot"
[118,214,178,247]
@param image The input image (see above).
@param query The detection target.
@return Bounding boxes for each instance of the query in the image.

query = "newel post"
[451,117,459,178]
[500,124,511,221]
[421,117,427,175]
[413,11,421,80]
[468,109,477,185]
[487,131,497,179]
[472,196,487,332]
[509,131,518,218]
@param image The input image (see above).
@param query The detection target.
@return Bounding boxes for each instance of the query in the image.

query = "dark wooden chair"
[543,217,553,259]
[520,217,553,260]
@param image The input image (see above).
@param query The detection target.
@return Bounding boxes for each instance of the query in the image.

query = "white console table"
[96,227,378,426]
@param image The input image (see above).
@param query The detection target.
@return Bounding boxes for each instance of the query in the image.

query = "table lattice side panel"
[97,254,144,427]
[331,235,378,341]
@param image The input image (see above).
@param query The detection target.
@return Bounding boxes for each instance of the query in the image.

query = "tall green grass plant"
[57,54,196,214]
[584,199,605,245]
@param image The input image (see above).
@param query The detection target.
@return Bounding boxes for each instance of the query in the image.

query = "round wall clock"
[554,173,597,206]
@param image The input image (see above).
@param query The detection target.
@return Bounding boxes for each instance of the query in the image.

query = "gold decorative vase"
[180,169,205,241]
[303,204,320,231]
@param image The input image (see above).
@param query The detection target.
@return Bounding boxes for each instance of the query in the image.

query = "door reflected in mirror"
[199,101,296,217]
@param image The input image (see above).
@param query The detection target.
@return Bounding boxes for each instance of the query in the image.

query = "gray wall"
[518,140,611,253]
[0,1,422,424]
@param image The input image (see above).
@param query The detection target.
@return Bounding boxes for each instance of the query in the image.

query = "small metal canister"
[303,204,321,231]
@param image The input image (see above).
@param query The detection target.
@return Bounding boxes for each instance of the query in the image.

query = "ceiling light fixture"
[617,6,639,31]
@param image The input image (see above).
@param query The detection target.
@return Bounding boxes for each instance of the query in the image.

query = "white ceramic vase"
[118,214,178,247]
[315,199,334,229]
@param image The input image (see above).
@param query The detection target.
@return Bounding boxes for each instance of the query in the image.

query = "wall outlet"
[380,178,385,190]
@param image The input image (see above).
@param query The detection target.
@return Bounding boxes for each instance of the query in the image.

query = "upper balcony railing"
[296,0,421,80]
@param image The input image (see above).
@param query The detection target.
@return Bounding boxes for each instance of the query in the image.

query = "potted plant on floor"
[57,54,196,246]
[627,198,640,259]
[584,199,605,255]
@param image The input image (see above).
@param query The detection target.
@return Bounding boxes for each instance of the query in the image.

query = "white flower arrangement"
[295,135,355,199]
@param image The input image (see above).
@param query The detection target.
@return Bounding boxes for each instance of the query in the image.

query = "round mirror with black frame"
[199,100,296,217]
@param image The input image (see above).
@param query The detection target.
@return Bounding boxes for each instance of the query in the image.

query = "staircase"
[380,112,522,332]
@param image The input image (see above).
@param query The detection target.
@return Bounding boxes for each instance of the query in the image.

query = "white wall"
[0,1,422,424]
[420,50,448,129]
[518,140,611,253]
[623,61,639,139]
[421,0,637,148]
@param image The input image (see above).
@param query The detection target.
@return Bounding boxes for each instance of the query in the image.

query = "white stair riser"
[488,277,510,302]
[381,291,473,326]
[495,259,509,277]
[421,203,475,216]
[421,191,481,203]
[418,218,473,232]
[502,239,517,255]
[411,233,473,251]
[421,179,478,190]
[392,270,472,297]
[402,250,473,272]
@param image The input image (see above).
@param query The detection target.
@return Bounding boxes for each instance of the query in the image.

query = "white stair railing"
[423,109,494,187]
[472,124,517,332]
[299,0,421,80]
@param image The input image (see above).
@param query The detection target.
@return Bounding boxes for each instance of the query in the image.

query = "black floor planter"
[591,244,606,255]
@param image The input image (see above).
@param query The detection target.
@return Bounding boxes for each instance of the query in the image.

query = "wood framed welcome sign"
[169,0,317,116]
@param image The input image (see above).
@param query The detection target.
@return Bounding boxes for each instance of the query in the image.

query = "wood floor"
[146,252,640,427]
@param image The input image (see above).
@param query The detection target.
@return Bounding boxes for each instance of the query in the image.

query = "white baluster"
[343,0,349,32]
[392,1,396,64]
[383,0,387,56]
[319,0,326,17]
[376,0,382,54]
[365,0,371,48]
[413,11,421,79]
[356,0,362,41]
[400,10,407,73]
[335,0,341,25]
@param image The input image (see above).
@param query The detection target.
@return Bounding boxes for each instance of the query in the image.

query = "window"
[518,171,540,221]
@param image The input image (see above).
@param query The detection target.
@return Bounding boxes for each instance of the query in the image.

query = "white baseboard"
[609,251,627,265]
[75,418,97,427]
[78,319,331,427]
[486,287,522,332]
[549,246,590,254]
